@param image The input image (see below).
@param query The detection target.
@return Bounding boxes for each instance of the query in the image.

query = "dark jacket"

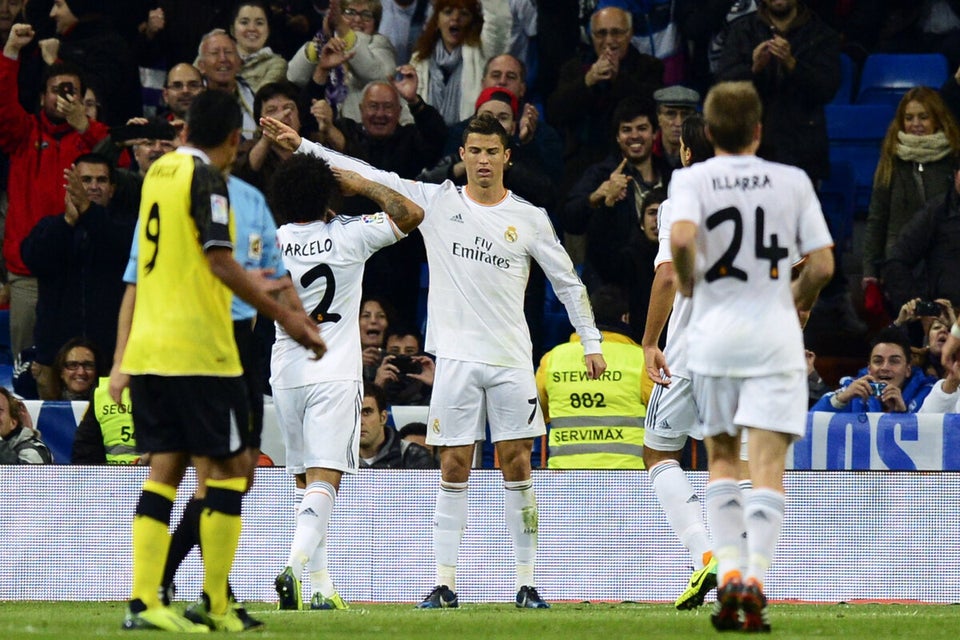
[883,187,960,310]
[863,155,955,278]
[547,46,664,186]
[57,17,142,126]
[20,203,136,367]
[361,426,437,469]
[714,2,841,182]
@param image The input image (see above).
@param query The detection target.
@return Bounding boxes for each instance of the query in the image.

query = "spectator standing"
[652,85,699,170]
[196,29,258,139]
[380,0,432,65]
[231,0,289,93]
[21,154,135,397]
[409,0,512,125]
[546,5,663,190]
[44,0,141,125]
[862,87,960,290]
[563,96,670,339]
[359,382,436,467]
[288,0,400,123]
[882,161,960,311]
[234,81,306,193]
[1,25,109,361]
[810,327,936,413]
[0,387,52,464]
[536,285,653,469]
[598,0,687,84]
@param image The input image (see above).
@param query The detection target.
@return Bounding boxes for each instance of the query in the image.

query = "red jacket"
[0,55,109,276]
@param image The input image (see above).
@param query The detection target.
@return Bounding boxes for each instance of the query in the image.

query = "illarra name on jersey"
[451,235,511,270]
[711,173,772,191]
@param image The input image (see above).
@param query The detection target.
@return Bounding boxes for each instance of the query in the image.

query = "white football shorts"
[273,379,362,475]
[692,370,807,440]
[426,358,546,447]
[643,375,701,452]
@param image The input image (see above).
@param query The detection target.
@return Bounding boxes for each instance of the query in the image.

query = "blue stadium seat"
[826,103,896,213]
[0,309,11,366]
[819,160,856,250]
[830,53,858,105]
[855,53,949,106]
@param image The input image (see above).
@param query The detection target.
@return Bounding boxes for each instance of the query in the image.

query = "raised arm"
[332,167,424,234]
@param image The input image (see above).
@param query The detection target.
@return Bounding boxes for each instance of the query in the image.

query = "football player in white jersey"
[261,112,606,609]
[268,153,424,611]
[669,81,834,633]
[640,113,718,611]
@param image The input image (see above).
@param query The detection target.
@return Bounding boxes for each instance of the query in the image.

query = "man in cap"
[652,85,700,169]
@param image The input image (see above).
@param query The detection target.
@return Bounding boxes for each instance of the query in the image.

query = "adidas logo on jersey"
[449,213,464,223]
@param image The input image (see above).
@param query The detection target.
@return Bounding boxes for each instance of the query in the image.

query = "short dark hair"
[397,421,427,439]
[72,152,114,183]
[870,327,912,362]
[42,61,84,96]
[641,186,666,213]
[462,111,510,149]
[386,327,422,350]
[267,153,339,224]
[185,89,242,149]
[363,382,387,413]
[254,81,301,122]
[483,53,527,81]
[612,95,658,135]
[589,285,629,326]
[680,113,713,165]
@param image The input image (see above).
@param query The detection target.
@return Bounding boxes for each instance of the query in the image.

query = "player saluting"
[261,111,606,609]
[669,81,834,633]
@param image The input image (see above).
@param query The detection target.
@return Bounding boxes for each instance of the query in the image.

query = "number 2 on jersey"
[301,263,341,324]
[704,206,788,283]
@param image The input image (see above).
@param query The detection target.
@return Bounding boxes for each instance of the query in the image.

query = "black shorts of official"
[234,319,264,449]
[130,375,250,458]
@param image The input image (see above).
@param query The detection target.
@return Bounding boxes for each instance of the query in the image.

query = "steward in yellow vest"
[71,377,139,464]
[536,286,653,469]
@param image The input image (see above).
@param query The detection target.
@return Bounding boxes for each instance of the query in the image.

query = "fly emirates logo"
[451,235,511,270]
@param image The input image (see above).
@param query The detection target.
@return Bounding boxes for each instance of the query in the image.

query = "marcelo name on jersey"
[451,235,511,270]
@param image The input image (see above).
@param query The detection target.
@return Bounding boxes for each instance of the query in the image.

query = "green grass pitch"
[2,601,960,639]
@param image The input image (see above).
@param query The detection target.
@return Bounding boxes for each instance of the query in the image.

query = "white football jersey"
[669,155,833,377]
[296,140,602,368]
[271,213,400,388]
[653,198,693,378]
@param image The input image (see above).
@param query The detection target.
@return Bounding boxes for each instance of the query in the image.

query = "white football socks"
[286,480,336,571]
[744,488,785,587]
[504,480,537,589]
[705,479,744,584]
[649,460,711,569]
[433,481,468,591]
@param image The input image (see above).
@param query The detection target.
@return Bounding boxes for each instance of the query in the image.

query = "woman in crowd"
[360,297,393,383]
[0,387,52,464]
[288,0,399,122]
[409,0,510,125]
[862,87,960,294]
[231,0,289,93]
[47,338,99,402]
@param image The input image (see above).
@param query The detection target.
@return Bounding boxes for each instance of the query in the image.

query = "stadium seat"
[855,53,949,106]
[0,309,11,366]
[826,103,896,213]
[819,160,856,250]
[830,53,858,105]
